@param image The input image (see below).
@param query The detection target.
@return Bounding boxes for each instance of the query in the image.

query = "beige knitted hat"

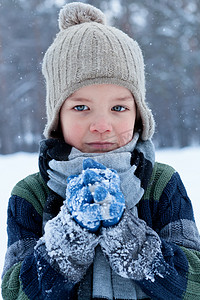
[42,2,155,140]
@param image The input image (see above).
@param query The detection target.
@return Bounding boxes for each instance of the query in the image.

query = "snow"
[0,147,200,297]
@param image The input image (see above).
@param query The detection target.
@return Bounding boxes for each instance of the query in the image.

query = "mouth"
[86,142,117,152]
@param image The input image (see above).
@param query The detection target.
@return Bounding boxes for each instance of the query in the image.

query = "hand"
[65,158,125,232]
[42,205,99,283]
[100,210,163,281]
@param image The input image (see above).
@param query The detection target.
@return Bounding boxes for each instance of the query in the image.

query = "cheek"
[116,117,135,145]
[62,121,85,146]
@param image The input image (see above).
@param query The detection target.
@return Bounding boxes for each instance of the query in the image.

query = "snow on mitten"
[83,158,125,227]
[66,170,101,232]
[66,158,125,232]
[100,210,164,281]
[39,204,99,284]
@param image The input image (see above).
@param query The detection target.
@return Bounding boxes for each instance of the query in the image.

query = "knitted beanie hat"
[42,2,155,140]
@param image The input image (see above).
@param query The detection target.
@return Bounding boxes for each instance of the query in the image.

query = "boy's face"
[60,84,136,153]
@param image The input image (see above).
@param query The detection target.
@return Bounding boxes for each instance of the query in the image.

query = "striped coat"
[1,161,200,299]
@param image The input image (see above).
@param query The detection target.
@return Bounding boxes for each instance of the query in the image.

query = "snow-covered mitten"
[38,203,99,284]
[66,158,125,232]
[100,210,164,281]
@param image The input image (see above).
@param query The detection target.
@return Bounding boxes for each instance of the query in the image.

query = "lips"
[86,141,117,151]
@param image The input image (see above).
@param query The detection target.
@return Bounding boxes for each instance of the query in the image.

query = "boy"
[1,2,200,299]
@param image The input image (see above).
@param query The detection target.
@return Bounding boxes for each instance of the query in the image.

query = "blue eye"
[112,105,126,112]
[74,105,89,111]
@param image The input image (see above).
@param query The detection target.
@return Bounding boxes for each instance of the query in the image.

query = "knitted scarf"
[39,134,155,299]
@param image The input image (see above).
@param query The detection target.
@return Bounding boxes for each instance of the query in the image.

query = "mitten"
[66,158,125,232]
[39,202,99,284]
[100,210,164,281]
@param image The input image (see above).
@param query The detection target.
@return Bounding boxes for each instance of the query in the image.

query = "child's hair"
[42,2,155,141]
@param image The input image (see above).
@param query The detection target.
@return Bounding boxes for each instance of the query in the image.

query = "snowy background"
[0,147,200,297]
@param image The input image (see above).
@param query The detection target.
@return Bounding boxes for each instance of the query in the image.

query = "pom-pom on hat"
[42,2,155,140]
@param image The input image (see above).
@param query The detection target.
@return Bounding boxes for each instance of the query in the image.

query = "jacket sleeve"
[136,163,200,299]
[1,174,77,300]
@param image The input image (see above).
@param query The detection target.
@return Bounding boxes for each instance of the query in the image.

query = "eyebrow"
[67,96,133,102]
[67,97,92,102]
[113,96,134,101]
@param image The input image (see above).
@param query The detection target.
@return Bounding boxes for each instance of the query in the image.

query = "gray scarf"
[47,134,154,299]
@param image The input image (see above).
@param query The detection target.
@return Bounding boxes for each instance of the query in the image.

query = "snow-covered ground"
[0,147,200,298]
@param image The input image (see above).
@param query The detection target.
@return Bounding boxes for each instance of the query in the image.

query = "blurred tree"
[0,0,58,153]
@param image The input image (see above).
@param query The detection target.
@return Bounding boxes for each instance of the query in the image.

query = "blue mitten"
[66,158,125,232]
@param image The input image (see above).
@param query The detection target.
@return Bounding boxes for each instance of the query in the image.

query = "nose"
[90,115,112,133]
